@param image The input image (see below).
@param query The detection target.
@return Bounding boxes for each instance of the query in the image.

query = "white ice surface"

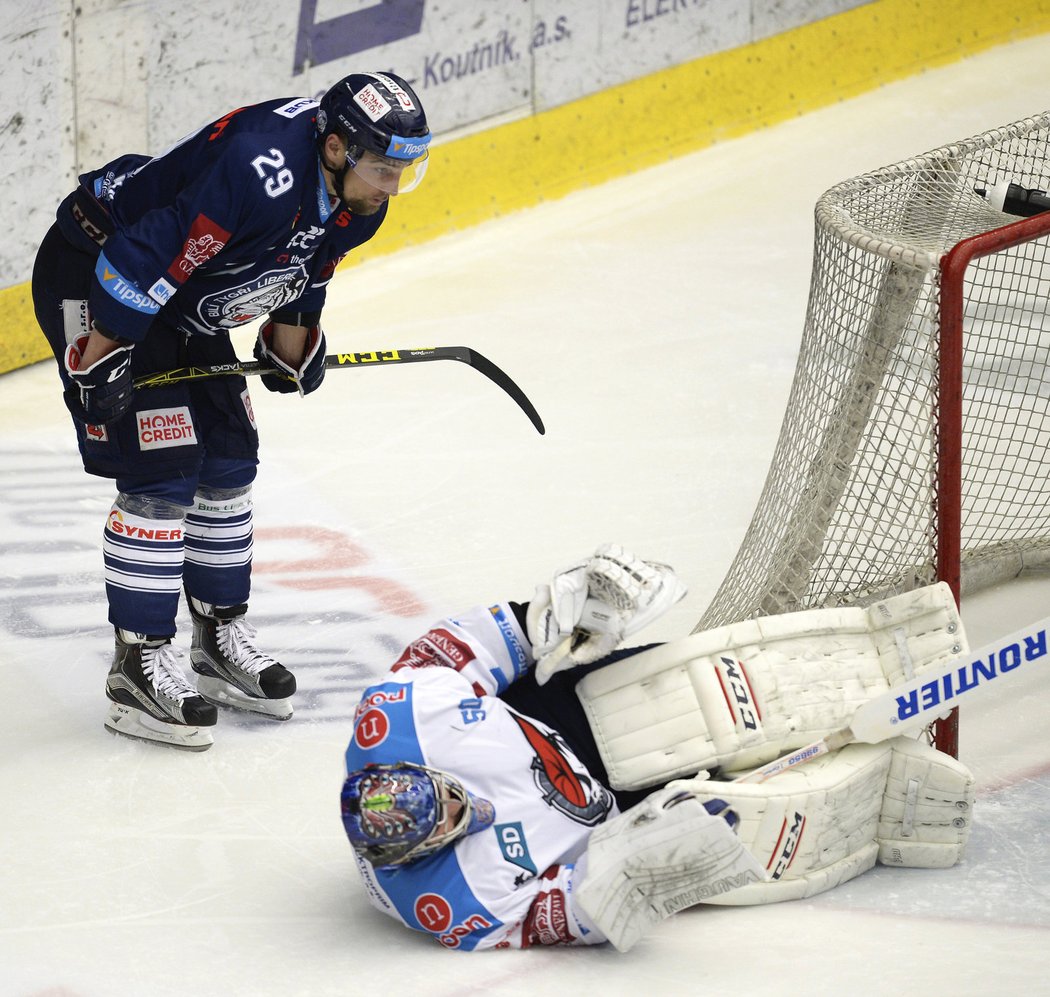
[3,35,1050,997]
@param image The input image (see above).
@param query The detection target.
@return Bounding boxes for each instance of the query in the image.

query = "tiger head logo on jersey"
[197,266,310,327]
[509,714,613,826]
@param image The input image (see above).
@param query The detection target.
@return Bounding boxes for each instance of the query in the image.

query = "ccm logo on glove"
[63,333,135,425]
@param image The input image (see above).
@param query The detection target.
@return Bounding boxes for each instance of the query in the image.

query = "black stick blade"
[135,346,545,435]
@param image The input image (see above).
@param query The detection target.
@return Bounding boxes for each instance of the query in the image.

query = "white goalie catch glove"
[526,543,687,685]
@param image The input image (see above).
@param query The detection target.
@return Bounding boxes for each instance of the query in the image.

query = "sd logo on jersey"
[496,822,537,879]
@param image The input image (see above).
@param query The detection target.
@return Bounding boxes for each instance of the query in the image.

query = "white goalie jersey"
[343,602,616,950]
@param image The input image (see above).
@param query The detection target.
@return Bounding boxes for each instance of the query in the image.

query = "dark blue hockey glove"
[63,334,135,425]
[253,322,327,396]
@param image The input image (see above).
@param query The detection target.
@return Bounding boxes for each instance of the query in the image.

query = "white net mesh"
[697,112,1050,631]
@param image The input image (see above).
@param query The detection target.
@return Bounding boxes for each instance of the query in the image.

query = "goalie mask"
[341,763,495,868]
[317,72,431,195]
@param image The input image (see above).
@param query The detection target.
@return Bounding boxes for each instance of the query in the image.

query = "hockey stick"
[735,612,1050,783]
[133,346,545,435]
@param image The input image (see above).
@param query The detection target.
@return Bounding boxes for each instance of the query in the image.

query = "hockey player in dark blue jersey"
[31,72,431,751]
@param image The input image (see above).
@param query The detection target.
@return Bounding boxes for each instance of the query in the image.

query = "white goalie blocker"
[576,581,968,787]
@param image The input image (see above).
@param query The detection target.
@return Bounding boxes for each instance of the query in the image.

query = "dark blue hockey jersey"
[75,96,386,341]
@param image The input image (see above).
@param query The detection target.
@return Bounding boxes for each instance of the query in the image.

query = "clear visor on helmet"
[347,146,429,196]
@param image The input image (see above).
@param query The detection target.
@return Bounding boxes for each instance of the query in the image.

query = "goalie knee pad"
[575,582,965,789]
[683,736,974,906]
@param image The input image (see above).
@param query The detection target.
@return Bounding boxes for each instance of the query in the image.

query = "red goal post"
[695,112,1050,757]
[935,208,1050,754]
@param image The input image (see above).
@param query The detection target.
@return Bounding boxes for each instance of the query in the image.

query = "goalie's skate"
[104,630,217,751]
[188,596,295,720]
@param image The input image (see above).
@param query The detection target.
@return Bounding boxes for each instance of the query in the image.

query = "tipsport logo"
[95,255,160,316]
[385,135,430,159]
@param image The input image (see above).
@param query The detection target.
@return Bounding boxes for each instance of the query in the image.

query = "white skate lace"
[141,643,199,701]
[217,618,278,677]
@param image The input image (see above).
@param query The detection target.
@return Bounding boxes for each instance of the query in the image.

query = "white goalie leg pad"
[694,743,893,905]
[574,783,765,952]
[877,736,974,868]
[688,737,974,906]
[576,582,966,789]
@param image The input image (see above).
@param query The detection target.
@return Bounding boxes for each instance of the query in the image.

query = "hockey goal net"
[696,112,1050,753]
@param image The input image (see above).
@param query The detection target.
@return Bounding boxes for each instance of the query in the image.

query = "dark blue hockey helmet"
[317,72,431,193]
[341,763,495,868]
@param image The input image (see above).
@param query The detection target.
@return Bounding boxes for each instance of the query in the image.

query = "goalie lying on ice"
[340,544,975,951]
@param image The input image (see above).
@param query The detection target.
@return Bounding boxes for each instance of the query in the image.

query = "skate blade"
[195,676,293,721]
[104,702,214,751]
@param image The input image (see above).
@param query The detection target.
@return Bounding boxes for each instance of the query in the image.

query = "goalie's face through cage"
[341,763,496,868]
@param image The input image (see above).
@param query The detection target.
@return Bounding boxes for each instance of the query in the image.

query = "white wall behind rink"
[2,0,864,287]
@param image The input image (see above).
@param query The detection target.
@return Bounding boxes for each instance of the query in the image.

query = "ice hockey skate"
[104,630,218,751]
[187,595,295,720]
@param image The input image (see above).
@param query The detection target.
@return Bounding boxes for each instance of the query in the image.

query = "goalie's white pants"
[689,736,975,905]
[576,582,966,789]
